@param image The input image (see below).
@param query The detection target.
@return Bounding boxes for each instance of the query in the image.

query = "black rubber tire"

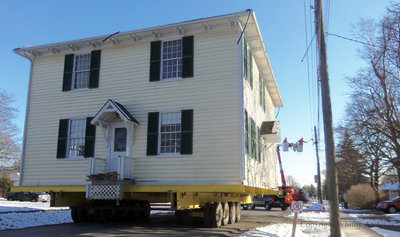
[242,205,249,210]
[203,203,212,227]
[181,210,193,226]
[228,202,236,224]
[175,210,184,226]
[94,209,110,223]
[222,202,230,226]
[7,197,13,201]
[235,202,241,222]
[387,206,397,214]
[71,207,80,223]
[139,201,151,220]
[251,204,256,210]
[281,206,288,211]
[211,202,223,228]
[31,198,38,202]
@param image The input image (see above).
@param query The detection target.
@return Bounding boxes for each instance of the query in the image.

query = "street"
[0,208,291,237]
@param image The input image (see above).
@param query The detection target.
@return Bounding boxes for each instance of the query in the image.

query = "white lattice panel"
[86,184,123,200]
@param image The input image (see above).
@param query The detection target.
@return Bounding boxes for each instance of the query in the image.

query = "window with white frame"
[67,119,86,158]
[162,39,182,80]
[73,53,91,89]
[160,112,181,154]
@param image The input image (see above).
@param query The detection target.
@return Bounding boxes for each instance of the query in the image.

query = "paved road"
[0,207,291,237]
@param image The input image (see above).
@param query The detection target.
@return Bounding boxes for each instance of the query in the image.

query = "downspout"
[18,54,34,186]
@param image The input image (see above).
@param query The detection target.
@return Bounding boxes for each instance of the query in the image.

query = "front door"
[108,123,127,172]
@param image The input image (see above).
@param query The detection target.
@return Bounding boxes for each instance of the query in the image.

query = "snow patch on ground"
[350,214,400,226]
[240,223,333,237]
[387,214,400,221]
[0,211,72,230]
[305,203,325,211]
[371,227,400,237]
[287,211,330,222]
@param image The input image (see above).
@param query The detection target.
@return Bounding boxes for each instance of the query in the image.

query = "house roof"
[13,10,283,107]
[379,182,399,191]
[91,99,139,126]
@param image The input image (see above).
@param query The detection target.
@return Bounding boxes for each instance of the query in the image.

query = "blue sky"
[0,0,390,186]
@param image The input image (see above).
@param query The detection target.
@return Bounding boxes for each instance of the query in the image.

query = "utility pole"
[314,126,323,204]
[314,0,341,236]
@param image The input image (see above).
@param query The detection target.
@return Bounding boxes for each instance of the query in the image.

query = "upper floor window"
[149,36,193,82]
[162,40,182,80]
[62,50,101,92]
[73,54,91,89]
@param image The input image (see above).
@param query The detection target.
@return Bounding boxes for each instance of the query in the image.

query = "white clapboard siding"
[242,51,278,189]
[22,27,243,185]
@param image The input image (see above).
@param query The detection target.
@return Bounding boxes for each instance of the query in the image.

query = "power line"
[326,32,376,47]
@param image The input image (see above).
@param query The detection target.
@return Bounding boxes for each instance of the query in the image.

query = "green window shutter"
[181,109,193,154]
[146,112,159,155]
[263,83,266,111]
[84,117,96,158]
[259,72,263,107]
[150,41,161,82]
[244,110,249,155]
[251,118,256,159]
[182,36,194,78]
[249,51,253,88]
[89,50,101,89]
[258,126,261,162]
[62,54,74,91]
[244,37,247,80]
[56,119,69,158]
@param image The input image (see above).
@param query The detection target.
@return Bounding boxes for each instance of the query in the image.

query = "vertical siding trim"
[237,20,245,181]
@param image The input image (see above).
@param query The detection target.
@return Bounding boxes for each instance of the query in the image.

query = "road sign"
[291,201,303,213]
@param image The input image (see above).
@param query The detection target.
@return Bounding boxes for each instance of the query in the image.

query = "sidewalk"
[341,212,381,237]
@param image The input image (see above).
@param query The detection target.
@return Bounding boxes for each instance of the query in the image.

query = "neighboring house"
[14,10,282,197]
[380,182,399,200]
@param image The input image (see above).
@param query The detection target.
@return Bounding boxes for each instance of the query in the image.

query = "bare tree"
[348,3,400,186]
[0,89,20,167]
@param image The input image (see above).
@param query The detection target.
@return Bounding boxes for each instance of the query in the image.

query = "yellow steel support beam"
[11,185,85,192]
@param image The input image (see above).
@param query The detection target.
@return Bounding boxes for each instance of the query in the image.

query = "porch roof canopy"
[91,99,139,126]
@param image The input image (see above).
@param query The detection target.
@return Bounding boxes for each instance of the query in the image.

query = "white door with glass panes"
[108,123,127,172]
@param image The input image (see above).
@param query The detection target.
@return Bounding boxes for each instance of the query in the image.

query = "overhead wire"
[304,0,315,137]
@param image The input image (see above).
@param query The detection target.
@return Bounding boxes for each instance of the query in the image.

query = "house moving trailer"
[13,10,283,227]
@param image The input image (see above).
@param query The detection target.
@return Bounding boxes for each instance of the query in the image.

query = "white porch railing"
[88,156,135,181]
[117,155,134,180]
[88,157,107,176]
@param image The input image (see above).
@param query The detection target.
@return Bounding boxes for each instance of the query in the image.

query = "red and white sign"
[291,201,303,213]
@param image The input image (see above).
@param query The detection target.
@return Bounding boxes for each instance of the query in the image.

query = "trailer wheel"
[228,202,236,224]
[95,209,110,223]
[7,197,13,201]
[211,202,223,228]
[71,207,80,223]
[175,210,184,226]
[139,201,151,220]
[235,202,241,222]
[222,202,230,226]
[203,203,212,227]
